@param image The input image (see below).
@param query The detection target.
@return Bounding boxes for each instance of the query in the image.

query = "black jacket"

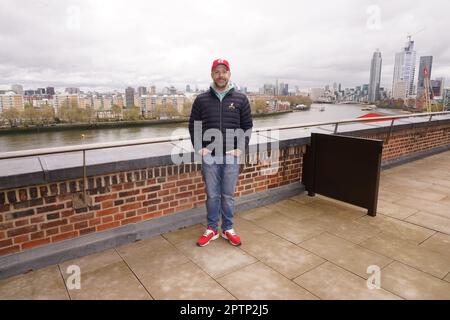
[189,87,253,155]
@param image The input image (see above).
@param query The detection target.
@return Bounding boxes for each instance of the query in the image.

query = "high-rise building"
[186,85,191,93]
[379,87,387,100]
[392,81,408,100]
[362,84,369,99]
[431,78,445,98]
[137,86,147,96]
[36,88,46,95]
[262,83,274,95]
[11,84,23,95]
[149,86,156,95]
[368,49,382,103]
[417,56,433,98]
[278,83,288,96]
[282,83,289,95]
[125,87,135,108]
[168,86,177,95]
[46,87,55,95]
[443,88,450,108]
[392,37,416,99]
[65,87,80,94]
[438,78,445,96]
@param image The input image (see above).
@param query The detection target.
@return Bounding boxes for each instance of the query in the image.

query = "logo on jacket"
[228,103,236,110]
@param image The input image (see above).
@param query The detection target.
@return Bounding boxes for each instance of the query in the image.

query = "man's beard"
[214,79,229,90]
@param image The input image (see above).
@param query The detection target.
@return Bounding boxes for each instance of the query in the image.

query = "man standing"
[189,58,253,247]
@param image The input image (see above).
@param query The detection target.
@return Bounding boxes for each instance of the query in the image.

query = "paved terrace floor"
[1,151,450,300]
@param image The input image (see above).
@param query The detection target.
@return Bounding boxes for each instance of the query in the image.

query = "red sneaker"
[196,227,219,247]
[222,228,242,246]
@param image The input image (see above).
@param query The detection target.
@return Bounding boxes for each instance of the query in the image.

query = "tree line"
[1,96,312,128]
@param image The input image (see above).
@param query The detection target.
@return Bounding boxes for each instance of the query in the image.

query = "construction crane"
[406,28,432,111]
[407,27,426,42]
[423,66,432,113]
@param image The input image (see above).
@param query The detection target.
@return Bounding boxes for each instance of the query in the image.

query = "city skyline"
[1,0,449,92]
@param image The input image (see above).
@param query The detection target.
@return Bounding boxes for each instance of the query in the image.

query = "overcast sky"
[0,0,449,92]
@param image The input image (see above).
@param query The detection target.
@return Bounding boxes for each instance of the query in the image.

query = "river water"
[0,103,403,152]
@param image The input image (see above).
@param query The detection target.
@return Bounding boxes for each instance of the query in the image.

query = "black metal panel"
[302,133,383,216]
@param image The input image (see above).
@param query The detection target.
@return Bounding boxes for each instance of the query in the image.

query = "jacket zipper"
[216,89,231,153]
[219,98,222,132]
[219,98,223,155]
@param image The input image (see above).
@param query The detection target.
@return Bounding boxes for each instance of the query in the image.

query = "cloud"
[0,0,449,92]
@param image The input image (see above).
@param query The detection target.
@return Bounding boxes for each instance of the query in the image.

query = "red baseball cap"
[211,58,230,72]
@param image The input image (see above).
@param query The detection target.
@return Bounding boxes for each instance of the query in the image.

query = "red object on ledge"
[357,112,395,122]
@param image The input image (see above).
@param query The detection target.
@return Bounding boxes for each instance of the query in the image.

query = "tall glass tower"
[368,49,382,103]
[417,56,433,98]
[392,38,417,99]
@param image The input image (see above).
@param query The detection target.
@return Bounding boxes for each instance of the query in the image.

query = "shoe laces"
[203,228,215,237]
[224,228,236,236]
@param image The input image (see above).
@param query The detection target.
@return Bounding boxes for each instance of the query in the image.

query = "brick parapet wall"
[0,147,304,256]
[362,123,450,161]
[1,121,449,256]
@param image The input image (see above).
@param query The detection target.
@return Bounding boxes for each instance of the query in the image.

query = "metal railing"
[1,111,449,160]
[1,111,449,206]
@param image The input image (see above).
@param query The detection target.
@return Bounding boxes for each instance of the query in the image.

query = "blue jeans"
[201,154,240,231]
